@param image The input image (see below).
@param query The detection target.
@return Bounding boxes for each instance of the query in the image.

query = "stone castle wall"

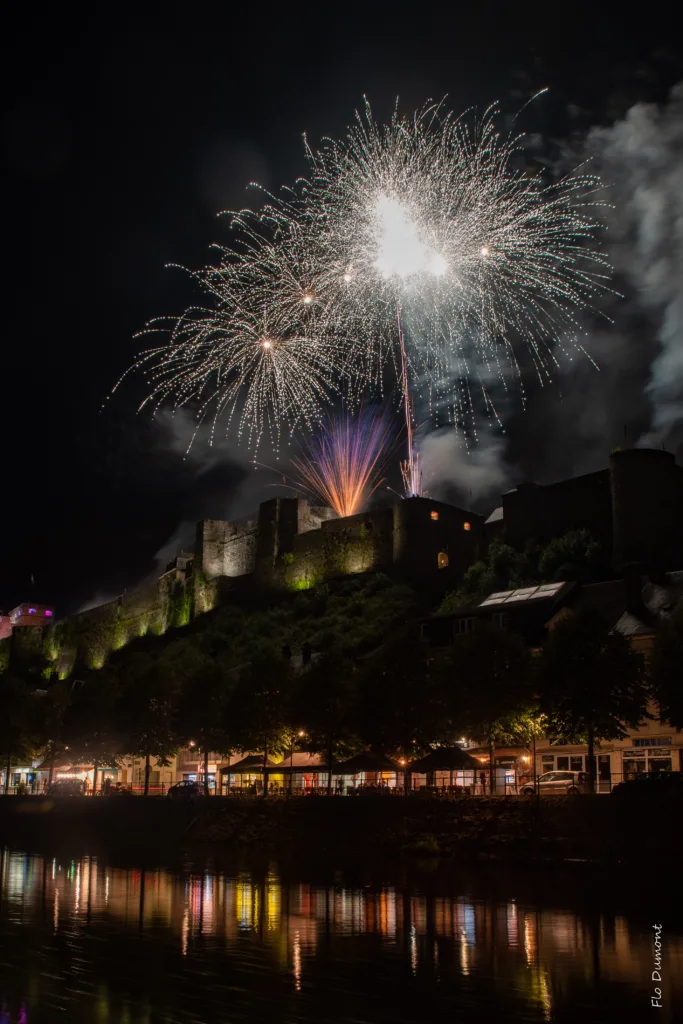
[17,450,681,681]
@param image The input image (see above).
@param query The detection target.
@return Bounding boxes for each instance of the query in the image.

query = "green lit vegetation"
[439,529,608,613]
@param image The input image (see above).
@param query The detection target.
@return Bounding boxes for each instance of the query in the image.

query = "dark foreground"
[0,842,679,1024]
[0,791,681,867]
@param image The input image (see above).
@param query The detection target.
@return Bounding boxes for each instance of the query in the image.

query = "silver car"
[521,771,590,796]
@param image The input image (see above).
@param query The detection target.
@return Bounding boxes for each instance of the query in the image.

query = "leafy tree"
[537,607,649,792]
[649,607,683,730]
[33,679,72,788]
[355,635,448,788]
[440,530,606,613]
[228,651,292,795]
[291,652,359,794]
[0,676,37,793]
[448,623,533,792]
[61,670,121,791]
[173,653,236,796]
[116,654,179,795]
[538,529,605,583]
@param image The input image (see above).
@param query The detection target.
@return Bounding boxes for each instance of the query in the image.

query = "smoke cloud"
[420,431,512,510]
[588,83,683,447]
[427,83,683,499]
[143,409,294,574]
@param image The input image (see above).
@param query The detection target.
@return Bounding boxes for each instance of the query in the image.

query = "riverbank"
[1,792,680,869]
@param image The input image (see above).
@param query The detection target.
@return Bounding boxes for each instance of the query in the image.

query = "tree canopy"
[536,607,649,790]
[649,607,683,730]
[439,529,608,613]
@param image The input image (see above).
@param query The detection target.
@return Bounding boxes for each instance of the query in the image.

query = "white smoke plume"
[589,83,683,445]
[428,83,683,496]
[419,431,513,509]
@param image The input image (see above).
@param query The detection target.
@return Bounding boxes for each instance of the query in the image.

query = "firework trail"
[129,98,611,484]
[291,408,395,517]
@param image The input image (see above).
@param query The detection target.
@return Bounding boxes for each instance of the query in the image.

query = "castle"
[2,447,682,679]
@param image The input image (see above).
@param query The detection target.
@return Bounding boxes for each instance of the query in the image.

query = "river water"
[0,847,678,1023]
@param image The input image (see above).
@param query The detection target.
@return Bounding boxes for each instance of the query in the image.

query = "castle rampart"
[7,448,681,681]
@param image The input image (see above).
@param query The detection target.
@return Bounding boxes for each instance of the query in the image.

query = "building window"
[570,756,583,772]
[492,612,506,628]
[453,617,475,634]
[437,551,449,569]
[430,510,439,521]
[556,756,569,771]
[633,737,672,747]
[463,521,471,531]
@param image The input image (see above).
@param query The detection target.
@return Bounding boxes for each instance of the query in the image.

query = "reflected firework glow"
[0,849,678,1024]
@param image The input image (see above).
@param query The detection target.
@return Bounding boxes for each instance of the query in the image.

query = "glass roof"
[479,582,565,607]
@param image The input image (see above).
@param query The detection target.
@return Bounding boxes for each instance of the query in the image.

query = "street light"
[289,730,306,796]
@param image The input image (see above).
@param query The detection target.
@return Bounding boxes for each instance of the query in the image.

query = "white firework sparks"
[128,98,612,478]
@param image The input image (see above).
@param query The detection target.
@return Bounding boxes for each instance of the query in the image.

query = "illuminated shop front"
[621,738,676,777]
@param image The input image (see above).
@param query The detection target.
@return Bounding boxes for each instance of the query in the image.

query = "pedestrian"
[103,777,111,796]
[479,770,487,794]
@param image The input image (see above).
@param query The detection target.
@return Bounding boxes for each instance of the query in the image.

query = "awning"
[408,747,480,772]
[336,752,399,774]
[220,755,278,774]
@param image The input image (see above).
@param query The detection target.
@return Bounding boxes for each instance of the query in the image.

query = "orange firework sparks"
[291,409,395,518]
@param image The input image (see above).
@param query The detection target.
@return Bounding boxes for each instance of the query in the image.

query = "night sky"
[2,2,681,615]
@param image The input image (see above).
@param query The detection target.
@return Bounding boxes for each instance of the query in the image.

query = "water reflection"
[0,848,679,1023]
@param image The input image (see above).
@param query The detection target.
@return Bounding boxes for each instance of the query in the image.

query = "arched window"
[463,521,471,531]
[430,510,439,521]
[437,551,449,569]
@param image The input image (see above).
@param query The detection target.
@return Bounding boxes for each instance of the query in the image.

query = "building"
[2,446,681,685]
[9,603,55,627]
[421,572,683,790]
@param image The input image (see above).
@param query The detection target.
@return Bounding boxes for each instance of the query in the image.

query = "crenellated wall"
[197,497,482,592]
[11,448,680,682]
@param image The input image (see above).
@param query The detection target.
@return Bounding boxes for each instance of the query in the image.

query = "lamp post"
[399,758,407,795]
[289,730,305,796]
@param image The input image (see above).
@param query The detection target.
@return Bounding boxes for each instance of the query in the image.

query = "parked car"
[48,779,86,797]
[611,771,683,797]
[167,781,202,800]
[520,771,590,797]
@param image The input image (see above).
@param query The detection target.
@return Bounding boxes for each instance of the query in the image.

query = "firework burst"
[128,254,342,450]
[290,408,394,518]
[129,98,611,482]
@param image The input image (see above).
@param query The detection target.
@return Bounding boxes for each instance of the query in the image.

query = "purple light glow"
[45,609,53,617]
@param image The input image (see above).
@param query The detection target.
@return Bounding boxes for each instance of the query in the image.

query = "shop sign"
[621,748,673,757]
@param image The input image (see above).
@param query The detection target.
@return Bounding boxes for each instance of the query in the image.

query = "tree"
[538,528,605,583]
[448,623,533,793]
[0,676,36,793]
[33,679,72,788]
[116,654,179,795]
[228,651,292,795]
[291,652,359,795]
[355,635,447,789]
[439,530,607,613]
[648,607,683,730]
[537,607,649,792]
[61,670,122,792]
[173,653,235,796]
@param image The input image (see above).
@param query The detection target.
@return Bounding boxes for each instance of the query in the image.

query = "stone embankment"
[0,792,679,867]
